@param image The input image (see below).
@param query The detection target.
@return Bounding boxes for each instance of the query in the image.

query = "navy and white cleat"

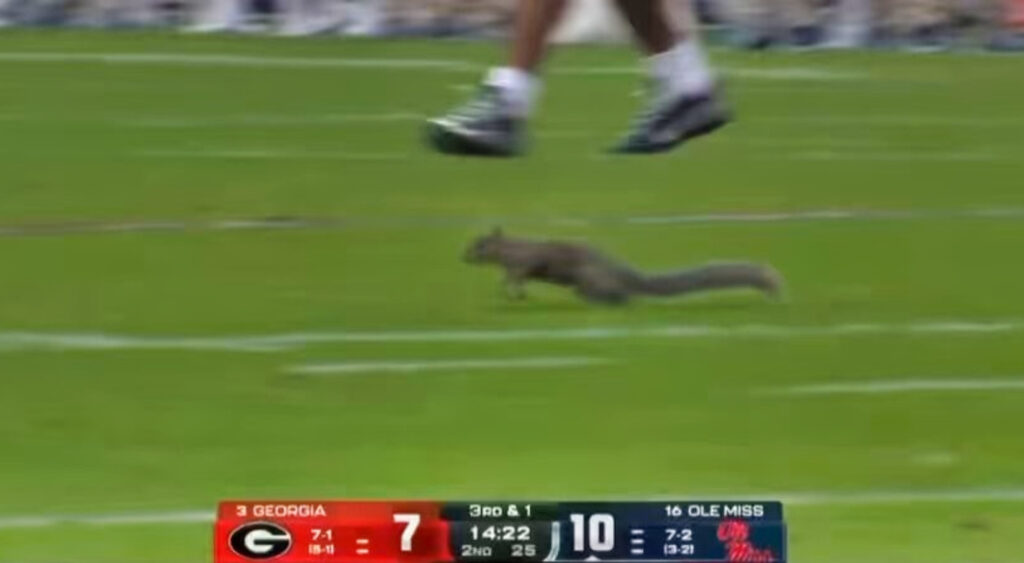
[611,87,731,155]
[426,86,525,157]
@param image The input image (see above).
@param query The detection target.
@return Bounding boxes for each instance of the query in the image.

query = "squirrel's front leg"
[503,268,528,300]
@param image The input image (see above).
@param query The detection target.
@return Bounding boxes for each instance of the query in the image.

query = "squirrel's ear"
[491,226,504,238]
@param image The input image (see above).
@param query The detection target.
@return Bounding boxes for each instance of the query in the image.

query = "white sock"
[650,38,715,98]
[485,67,540,118]
[213,0,243,26]
[192,0,242,28]
[344,0,383,35]
[826,0,872,47]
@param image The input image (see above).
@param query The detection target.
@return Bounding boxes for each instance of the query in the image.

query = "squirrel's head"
[463,227,505,264]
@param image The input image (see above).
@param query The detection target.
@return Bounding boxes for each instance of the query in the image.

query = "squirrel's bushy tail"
[634,263,782,298]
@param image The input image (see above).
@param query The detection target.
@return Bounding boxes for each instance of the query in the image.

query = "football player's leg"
[721,0,776,48]
[610,0,730,154]
[121,0,163,26]
[897,0,948,49]
[280,0,342,35]
[824,0,873,48]
[184,0,244,32]
[507,0,571,71]
[426,0,570,156]
[872,0,899,44]
[613,0,676,53]
[983,0,1024,49]
[781,0,822,46]
[278,0,307,35]
[341,0,384,36]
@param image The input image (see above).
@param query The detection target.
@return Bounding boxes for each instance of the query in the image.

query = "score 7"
[393,513,421,552]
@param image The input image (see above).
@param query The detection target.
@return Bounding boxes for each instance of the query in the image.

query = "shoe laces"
[452,85,503,122]
[627,79,669,134]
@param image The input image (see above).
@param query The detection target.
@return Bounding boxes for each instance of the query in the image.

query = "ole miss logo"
[229,522,292,560]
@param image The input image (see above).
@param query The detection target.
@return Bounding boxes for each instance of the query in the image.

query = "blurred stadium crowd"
[0,0,1021,50]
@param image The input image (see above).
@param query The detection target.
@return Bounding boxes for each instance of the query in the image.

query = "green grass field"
[1,30,1024,563]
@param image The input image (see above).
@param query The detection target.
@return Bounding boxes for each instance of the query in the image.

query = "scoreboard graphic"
[214,501,786,563]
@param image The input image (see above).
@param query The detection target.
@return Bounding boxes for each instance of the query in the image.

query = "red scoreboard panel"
[216,502,451,563]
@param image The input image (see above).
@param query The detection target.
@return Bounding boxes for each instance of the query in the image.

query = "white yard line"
[776,378,1024,395]
[122,112,424,128]
[1,321,1023,353]
[555,65,868,81]
[14,112,1015,130]
[3,207,1024,239]
[723,67,871,81]
[911,452,960,467]
[647,488,1024,505]
[626,208,933,225]
[757,115,1024,127]
[776,488,1024,505]
[0,52,874,82]
[729,137,885,149]
[0,52,474,70]
[287,357,609,375]
[112,113,1024,131]
[786,149,1008,162]
[0,510,214,529]
[3,487,1024,529]
[135,149,408,161]
[0,333,287,353]
[135,147,1016,163]
[626,207,1024,225]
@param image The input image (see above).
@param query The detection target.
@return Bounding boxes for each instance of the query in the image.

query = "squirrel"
[463,228,783,305]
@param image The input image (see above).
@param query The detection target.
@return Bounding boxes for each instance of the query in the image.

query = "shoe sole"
[613,96,732,155]
[426,120,522,157]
